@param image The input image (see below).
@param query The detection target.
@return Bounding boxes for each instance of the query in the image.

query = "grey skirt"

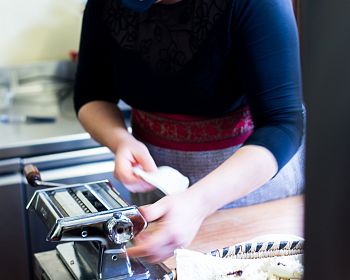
[131,141,305,209]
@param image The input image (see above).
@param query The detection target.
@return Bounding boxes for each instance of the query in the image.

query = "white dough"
[132,166,189,195]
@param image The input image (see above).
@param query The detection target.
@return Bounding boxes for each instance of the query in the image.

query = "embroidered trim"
[131,106,254,151]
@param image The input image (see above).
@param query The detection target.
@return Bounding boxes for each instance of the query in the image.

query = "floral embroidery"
[105,1,139,50]
[103,0,229,74]
[131,106,254,145]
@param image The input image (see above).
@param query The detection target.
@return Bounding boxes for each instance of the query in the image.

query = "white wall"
[0,0,85,66]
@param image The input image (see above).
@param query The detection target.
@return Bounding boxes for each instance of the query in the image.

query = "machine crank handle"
[24,164,66,188]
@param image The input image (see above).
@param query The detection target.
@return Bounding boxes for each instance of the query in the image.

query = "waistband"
[131,106,254,151]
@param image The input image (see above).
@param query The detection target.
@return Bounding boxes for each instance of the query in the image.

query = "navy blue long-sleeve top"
[74,0,304,170]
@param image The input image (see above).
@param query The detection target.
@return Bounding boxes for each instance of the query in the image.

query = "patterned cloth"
[131,107,253,151]
[131,141,304,208]
[130,109,305,208]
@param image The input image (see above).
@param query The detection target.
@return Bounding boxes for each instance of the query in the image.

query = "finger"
[145,238,187,263]
[128,221,172,254]
[114,156,153,191]
[124,180,155,193]
[128,232,179,263]
[127,239,159,258]
[138,199,168,222]
[133,148,157,172]
[123,183,141,193]
[143,244,176,264]
[114,153,135,184]
[136,181,156,192]
[127,243,152,258]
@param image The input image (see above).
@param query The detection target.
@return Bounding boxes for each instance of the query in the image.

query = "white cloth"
[175,235,304,280]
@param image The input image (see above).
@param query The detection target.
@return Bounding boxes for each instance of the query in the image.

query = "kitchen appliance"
[25,164,173,280]
[0,60,134,280]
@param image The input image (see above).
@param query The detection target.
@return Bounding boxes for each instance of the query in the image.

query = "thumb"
[139,200,168,222]
[133,149,157,172]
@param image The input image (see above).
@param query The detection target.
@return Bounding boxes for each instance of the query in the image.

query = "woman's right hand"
[114,133,158,193]
[77,101,157,192]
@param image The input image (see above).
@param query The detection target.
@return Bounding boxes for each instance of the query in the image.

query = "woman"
[74,0,304,263]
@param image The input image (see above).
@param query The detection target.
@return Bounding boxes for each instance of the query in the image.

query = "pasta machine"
[25,164,173,280]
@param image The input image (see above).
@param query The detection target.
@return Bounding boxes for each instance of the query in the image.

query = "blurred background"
[0,1,131,279]
[0,0,349,279]
[0,0,84,66]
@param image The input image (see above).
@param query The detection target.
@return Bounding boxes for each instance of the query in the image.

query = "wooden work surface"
[164,195,304,268]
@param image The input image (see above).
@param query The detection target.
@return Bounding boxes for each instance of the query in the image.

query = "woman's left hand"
[127,191,207,263]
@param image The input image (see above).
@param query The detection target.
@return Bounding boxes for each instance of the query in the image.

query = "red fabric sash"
[131,106,254,151]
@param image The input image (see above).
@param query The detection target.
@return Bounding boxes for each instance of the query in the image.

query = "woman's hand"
[127,191,207,263]
[114,133,158,193]
[77,101,157,192]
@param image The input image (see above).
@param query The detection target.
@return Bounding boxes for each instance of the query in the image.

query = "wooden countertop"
[32,195,304,279]
[164,195,304,268]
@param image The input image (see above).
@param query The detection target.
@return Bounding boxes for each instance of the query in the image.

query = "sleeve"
[234,0,305,170]
[74,0,119,114]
